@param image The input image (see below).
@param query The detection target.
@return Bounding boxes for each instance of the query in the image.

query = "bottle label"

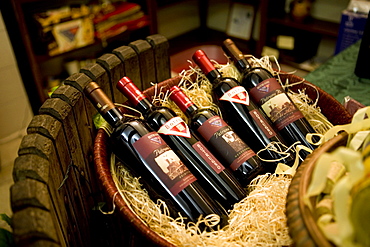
[249,78,304,130]
[249,109,277,139]
[220,86,250,105]
[157,117,191,138]
[197,116,256,171]
[192,140,225,174]
[133,132,197,196]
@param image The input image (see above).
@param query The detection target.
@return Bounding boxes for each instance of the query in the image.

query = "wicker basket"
[93,73,353,246]
[286,131,349,247]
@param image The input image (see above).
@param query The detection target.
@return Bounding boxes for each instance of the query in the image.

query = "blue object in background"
[335,10,368,55]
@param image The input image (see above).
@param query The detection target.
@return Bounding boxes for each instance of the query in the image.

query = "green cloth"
[304,40,370,106]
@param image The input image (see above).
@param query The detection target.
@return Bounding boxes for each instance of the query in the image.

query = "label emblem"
[258,84,270,93]
[220,86,250,105]
[149,134,162,144]
[210,118,223,127]
[157,117,191,138]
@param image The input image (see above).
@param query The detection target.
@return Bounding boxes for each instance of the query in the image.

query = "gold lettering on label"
[197,143,222,170]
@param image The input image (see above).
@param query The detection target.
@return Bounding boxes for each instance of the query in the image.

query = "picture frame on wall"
[226,2,255,40]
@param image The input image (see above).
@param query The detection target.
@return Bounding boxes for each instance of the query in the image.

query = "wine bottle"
[116,76,246,210]
[169,85,265,186]
[192,49,294,170]
[222,38,317,154]
[83,81,229,224]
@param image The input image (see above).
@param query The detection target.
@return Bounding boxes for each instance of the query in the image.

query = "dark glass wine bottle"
[116,76,246,210]
[83,81,228,224]
[169,85,265,186]
[222,38,317,154]
[192,49,294,170]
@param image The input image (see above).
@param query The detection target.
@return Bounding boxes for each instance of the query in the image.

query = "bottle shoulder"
[112,118,152,143]
[212,77,240,91]
[189,108,216,127]
[240,67,273,88]
[191,108,216,118]
[148,106,177,120]
[243,67,272,78]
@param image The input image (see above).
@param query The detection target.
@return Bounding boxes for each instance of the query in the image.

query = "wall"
[157,0,350,39]
[157,0,230,39]
[157,0,200,39]
[0,12,33,145]
[309,0,350,23]
[157,0,350,65]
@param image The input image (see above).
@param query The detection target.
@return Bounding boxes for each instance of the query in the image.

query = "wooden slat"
[38,98,87,182]
[16,133,70,246]
[112,45,142,90]
[23,118,79,247]
[63,72,96,129]
[80,63,113,102]
[97,53,126,104]
[11,178,50,212]
[38,99,85,185]
[13,154,49,184]
[51,84,100,200]
[12,207,60,246]
[146,34,171,83]
[38,98,91,246]
[129,39,156,90]
[27,110,85,246]
[62,72,92,92]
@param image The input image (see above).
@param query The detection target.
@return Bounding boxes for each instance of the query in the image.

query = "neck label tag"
[220,86,250,105]
[158,117,191,138]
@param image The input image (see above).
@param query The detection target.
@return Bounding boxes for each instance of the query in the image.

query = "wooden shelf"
[268,15,340,38]
[2,0,157,113]
[34,26,151,64]
[257,0,341,66]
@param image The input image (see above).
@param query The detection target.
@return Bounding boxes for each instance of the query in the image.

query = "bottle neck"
[117,77,154,116]
[192,50,223,84]
[222,39,251,73]
[185,104,198,117]
[234,58,250,73]
[206,69,223,84]
[83,82,124,128]
[103,108,125,128]
[169,86,199,117]
[136,98,154,117]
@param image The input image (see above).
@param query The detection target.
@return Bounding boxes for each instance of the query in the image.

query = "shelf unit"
[257,0,340,65]
[1,0,158,113]
[268,15,339,37]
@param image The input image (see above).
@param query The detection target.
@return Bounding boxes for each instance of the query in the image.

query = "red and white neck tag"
[220,86,250,105]
[158,117,191,138]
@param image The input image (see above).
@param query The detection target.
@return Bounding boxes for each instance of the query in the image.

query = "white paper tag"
[157,117,191,138]
[220,86,250,105]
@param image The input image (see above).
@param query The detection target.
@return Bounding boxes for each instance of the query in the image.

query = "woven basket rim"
[93,73,352,246]
[286,132,348,246]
